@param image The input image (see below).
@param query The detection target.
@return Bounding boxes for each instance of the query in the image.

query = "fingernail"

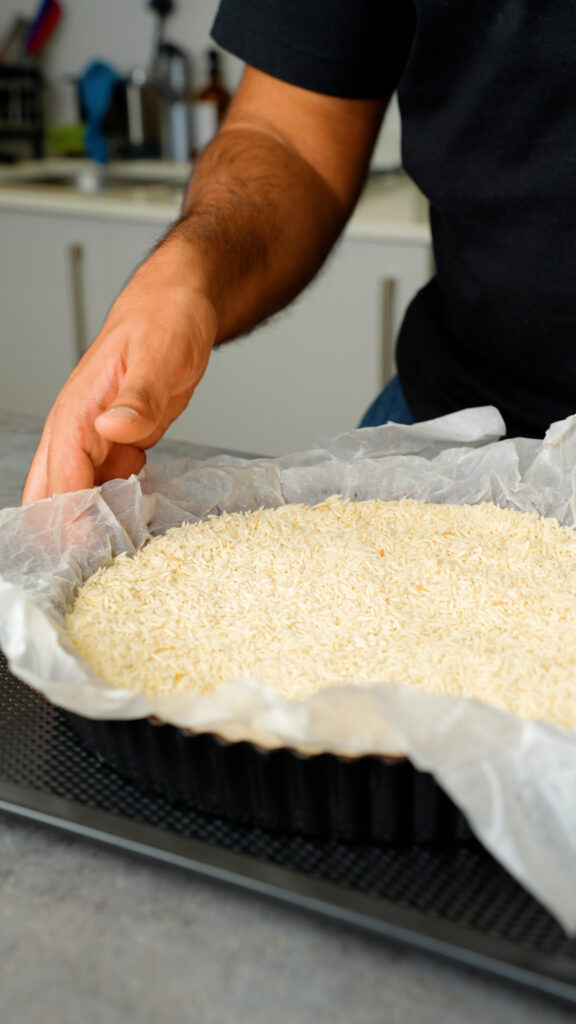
[100,406,139,421]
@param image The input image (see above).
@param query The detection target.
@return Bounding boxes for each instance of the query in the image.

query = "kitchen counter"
[0,158,431,243]
[0,410,573,1024]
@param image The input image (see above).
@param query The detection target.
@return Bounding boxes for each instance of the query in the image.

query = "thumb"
[95,381,163,444]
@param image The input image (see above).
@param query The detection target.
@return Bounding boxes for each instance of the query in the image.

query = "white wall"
[1,0,400,165]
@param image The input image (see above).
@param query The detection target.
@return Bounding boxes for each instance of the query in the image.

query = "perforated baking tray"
[1,652,576,1005]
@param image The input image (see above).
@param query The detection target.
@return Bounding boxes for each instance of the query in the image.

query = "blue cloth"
[78,61,121,164]
[358,375,414,428]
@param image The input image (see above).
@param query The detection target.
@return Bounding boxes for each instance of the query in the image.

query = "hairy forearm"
[151,123,350,343]
[22,68,387,501]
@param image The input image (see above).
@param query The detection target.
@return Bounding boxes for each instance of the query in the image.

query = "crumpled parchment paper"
[2,405,576,931]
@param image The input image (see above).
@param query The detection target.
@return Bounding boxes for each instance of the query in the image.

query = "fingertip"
[21,480,41,506]
[95,406,145,441]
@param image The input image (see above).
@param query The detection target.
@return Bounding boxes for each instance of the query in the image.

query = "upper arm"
[220,65,390,217]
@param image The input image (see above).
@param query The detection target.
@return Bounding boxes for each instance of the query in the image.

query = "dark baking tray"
[2,652,576,1005]
[65,709,474,844]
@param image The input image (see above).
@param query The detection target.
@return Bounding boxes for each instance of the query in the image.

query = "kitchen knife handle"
[68,243,87,364]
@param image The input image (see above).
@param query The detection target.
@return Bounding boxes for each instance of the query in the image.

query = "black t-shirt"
[212,0,576,438]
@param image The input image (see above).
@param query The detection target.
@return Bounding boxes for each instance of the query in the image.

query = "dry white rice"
[65,496,576,727]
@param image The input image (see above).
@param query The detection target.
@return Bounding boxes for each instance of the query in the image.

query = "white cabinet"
[172,235,432,454]
[0,204,431,454]
[0,210,98,416]
[0,210,163,418]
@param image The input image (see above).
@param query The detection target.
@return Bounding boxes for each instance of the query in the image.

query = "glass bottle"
[196,48,231,123]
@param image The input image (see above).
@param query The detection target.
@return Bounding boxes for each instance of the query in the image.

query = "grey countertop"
[0,410,573,1024]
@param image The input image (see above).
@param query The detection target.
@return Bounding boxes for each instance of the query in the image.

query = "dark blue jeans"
[358,375,414,428]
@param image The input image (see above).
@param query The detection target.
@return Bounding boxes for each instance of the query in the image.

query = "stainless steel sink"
[0,160,191,196]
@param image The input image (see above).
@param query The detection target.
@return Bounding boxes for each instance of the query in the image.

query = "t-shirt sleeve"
[211,0,415,99]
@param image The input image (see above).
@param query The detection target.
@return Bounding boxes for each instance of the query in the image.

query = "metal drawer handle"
[68,243,87,363]
[381,276,396,387]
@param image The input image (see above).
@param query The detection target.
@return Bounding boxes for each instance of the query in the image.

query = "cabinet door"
[165,236,432,455]
[0,211,166,419]
[0,210,104,417]
[0,210,431,456]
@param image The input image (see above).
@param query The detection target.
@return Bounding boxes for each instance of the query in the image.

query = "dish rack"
[0,65,44,158]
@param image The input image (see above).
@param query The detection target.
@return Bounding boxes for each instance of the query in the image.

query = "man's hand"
[22,66,387,503]
[22,256,216,503]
